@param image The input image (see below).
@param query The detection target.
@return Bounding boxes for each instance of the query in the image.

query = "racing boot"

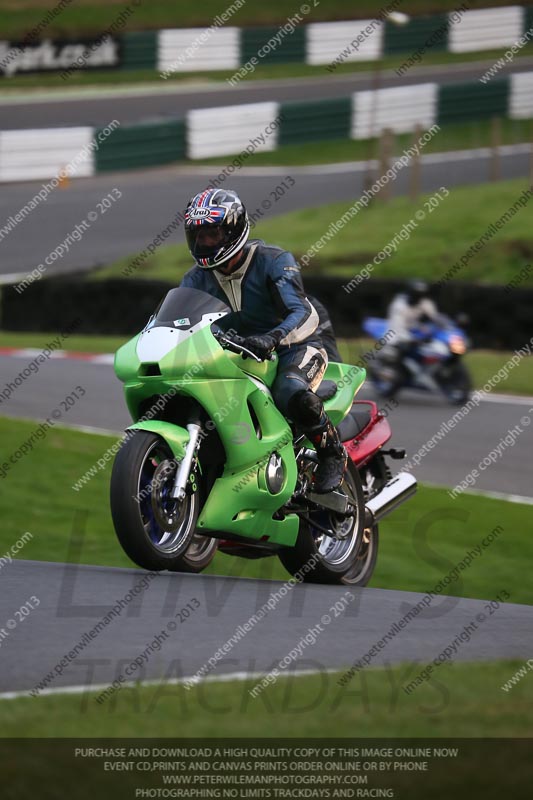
[305,412,348,494]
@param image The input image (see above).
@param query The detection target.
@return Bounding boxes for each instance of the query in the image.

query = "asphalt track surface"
[2,58,533,129]
[1,559,531,695]
[0,146,530,277]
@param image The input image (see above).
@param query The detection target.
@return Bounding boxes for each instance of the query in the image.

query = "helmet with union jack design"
[184,188,250,269]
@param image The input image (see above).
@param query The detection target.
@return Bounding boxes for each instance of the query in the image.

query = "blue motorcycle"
[363,316,472,405]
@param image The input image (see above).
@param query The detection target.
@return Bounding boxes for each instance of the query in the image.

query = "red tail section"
[342,401,391,467]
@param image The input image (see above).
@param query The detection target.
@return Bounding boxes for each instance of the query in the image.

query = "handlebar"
[213,330,275,363]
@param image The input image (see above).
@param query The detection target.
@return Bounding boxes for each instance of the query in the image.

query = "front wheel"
[177,534,218,573]
[278,461,366,584]
[110,431,213,572]
[437,359,472,405]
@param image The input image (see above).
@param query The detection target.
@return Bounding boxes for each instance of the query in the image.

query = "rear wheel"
[110,431,215,572]
[344,452,390,587]
[278,461,366,584]
[341,525,379,587]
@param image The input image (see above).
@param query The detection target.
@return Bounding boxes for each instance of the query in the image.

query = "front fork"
[172,423,202,500]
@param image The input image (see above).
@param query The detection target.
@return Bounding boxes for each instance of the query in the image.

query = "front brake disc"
[151,459,181,531]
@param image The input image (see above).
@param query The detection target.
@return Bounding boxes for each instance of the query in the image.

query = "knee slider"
[288,389,324,427]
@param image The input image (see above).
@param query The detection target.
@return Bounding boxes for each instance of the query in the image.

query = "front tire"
[278,461,366,584]
[110,431,211,572]
[438,359,472,405]
[177,534,218,573]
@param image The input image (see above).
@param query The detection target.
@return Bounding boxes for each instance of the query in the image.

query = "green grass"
[93,179,533,287]
[0,330,128,353]
[0,0,525,39]
[1,660,532,739]
[0,416,530,604]
[463,349,533,396]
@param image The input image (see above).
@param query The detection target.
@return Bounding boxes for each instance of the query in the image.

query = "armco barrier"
[0,127,94,183]
[121,31,158,70]
[2,276,532,350]
[186,101,279,159]
[384,13,449,55]
[351,82,439,139]
[279,98,352,146]
[306,19,384,65]
[438,78,510,124]
[157,27,240,73]
[448,5,524,53]
[510,70,533,116]
[94,119,186,172]
[241,25,306,65]
[2,70,533,180]
[1,5,533,79]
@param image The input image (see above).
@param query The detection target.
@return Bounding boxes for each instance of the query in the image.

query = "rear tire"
[346,452,389,587]
[278,461,365,584]
[342,524,379,587]
[110,431,211,572]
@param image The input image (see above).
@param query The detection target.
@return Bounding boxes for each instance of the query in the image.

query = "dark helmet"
[184,188,249,269]
[405,279,429,306]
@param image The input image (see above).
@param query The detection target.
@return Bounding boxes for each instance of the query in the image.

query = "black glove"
[242,330,282,360]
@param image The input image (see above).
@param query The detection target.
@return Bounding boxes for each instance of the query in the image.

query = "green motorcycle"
[111,287,415,584]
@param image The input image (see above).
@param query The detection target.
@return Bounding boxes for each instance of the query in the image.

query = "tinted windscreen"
[150,287,230,328]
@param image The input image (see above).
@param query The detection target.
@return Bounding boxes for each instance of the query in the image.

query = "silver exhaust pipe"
[365,472,417,524]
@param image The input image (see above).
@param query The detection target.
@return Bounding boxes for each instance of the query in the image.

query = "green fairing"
[115,308,365,547]
[126,420,188,460]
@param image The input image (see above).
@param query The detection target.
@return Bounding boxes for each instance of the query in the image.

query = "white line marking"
[423,143,532,163]
[0,348,115,364]
[0,273,27,284]
[424,482,533,505]
[470,490,533,505]
[179,144,531,176]
[479,393,533,407]
[54,422,122,437]
[0,414,121,437]
[87,354,115,364]
[0,667,336,701]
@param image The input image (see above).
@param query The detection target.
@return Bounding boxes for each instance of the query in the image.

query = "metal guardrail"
[1,71,532,180]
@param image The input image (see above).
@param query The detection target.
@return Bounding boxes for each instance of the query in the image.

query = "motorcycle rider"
[307,294,342,363]
[386,279,446,364]
[180,188,347,494]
